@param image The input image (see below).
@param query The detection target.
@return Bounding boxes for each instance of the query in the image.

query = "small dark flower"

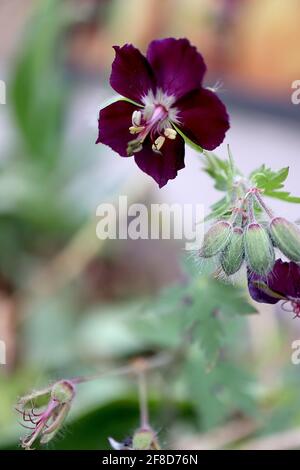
[97,38,229,187]
[17,380,75,449]
[248,259,300,317]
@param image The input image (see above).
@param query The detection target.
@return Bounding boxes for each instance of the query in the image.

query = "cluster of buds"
[16,380,75,450]
[200,187,300,278]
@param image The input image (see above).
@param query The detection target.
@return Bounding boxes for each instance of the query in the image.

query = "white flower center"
[127,89,179,156]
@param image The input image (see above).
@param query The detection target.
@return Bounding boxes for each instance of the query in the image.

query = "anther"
[152,136,165,152]
[164,128,177,140]
[129,126,145,135]
[132,110,142,126]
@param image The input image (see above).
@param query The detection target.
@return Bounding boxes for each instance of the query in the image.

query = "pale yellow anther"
[129,126,145,135]
[164,128,177,140]
[152,136,165,152]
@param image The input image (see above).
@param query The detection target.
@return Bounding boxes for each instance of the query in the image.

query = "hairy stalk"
[253,190,274,218]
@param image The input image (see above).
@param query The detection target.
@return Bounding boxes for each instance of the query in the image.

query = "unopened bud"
[199,221,232,258]
[244,223,275,275]
[221,227,244,275]
[132,428,160,450]
[269,217,300,262]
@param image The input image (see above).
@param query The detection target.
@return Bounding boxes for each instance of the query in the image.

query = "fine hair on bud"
[221,226,244,276]
[244,222,275,276]
[199,220,232,258]
[269,217,300,262]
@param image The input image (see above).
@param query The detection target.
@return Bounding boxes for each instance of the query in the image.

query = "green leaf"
[10,0,69,169]
[250,165,300,203]
[263,190,300,204]
[184,348,256,430]
[250,165,289,191]
[138,266,256,366]
[205,196,232,222]
[202,148,240,193]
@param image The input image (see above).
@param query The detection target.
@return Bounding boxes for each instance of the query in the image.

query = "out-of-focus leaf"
[184,348,256,430]
[10,0,69,169]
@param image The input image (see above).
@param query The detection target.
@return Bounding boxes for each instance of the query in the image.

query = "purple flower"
[97,38,230,187]
[248,259,300,317]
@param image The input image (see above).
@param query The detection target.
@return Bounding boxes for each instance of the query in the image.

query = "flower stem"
[254,191,274,218]
[70,352,172,385]
[138,369,150,429]
[246,193,255,223]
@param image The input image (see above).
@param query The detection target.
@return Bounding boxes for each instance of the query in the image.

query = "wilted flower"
[17,380,75,449]
[248,259,300,317]
[97,38,229,187]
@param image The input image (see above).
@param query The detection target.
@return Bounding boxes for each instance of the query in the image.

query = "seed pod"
[221,227,244,275]
[269,217,300,262]
[244,223,275,275]
[199,221,232,258]
[51,380,75,403]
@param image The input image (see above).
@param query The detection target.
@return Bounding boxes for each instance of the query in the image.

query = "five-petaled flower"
[97,38,230,187]
[17,380,75,449]
[248,259,300,318]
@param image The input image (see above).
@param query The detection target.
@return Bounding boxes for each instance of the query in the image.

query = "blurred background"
[0,0,300,450]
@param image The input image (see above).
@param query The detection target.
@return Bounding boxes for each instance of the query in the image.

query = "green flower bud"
[132,428,160,450]
[221,227,244,275]
[269,217,300,262]
[244,223,275,275]
[51,380,75,404]
[200,221,232,258]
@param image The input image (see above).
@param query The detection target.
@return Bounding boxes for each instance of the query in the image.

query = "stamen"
[152,136,165,152]
[164,128,177,140]
[132,110,142,126]
[127,139,143,155]
[129,126,145,135]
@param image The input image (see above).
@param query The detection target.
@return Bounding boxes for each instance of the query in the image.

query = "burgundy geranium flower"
[96,38,230,187]
[248,259,300,317]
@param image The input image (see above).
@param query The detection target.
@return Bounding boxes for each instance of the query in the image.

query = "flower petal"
[247,272,281,304]
[110,44,155,103]
[134,136,185,188]
[96,99,137,157]
[247,259,300,304]
[176,88,230,151]
[147,38,206,99]
[267,259,300,298]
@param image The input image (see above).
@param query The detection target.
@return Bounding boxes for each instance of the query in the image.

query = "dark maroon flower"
[248,259,300,317]
[97,38,230,187]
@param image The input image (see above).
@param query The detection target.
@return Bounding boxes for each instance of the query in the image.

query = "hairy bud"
[221,227,244,275]
[199,221,232,258]
[132,427,160,450]
[269,217,300,262]
[244,223,275,275]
